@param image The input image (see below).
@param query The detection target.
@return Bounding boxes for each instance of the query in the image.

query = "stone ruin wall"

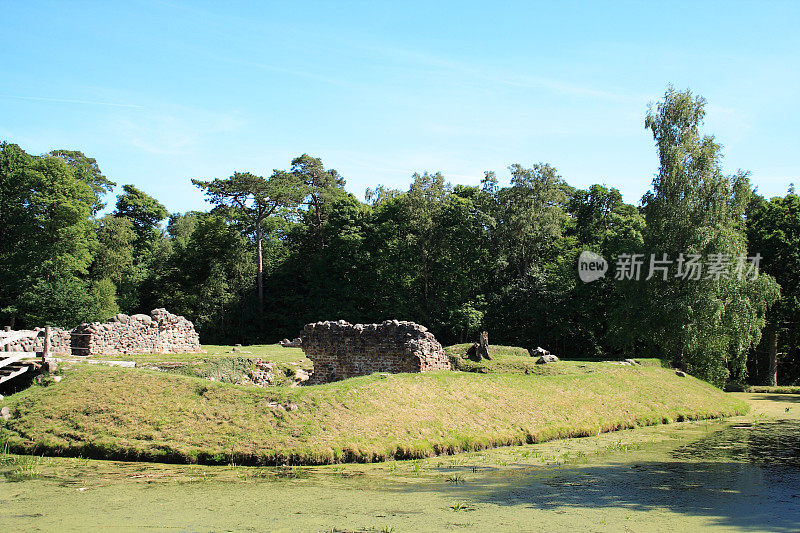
[2,328,71,355]
[301,320,451,384]
[71,308,201,356]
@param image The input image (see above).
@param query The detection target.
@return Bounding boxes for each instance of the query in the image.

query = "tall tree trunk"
[765,325,778,386]
[256,221,263,315]
[312,194,324,249]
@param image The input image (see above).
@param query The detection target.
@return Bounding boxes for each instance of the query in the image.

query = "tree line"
[1,87,797,387]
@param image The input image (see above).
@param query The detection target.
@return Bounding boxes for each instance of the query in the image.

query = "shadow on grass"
[413,421,800,531]
[750,394,800,404]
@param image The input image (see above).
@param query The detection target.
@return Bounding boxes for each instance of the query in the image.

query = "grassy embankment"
[0,345,746,465]
[746,385,800,394]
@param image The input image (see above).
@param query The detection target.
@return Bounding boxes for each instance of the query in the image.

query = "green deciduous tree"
[747,191,800,385]
[112,185,169,312]
[114,184,168,255]
[568,184,646,356]
[0,143,106,327]
[497,163,569,279]
[149,213,256,342]
[640,86,779,386]
[93,215,136,284]
[49,149,115,214]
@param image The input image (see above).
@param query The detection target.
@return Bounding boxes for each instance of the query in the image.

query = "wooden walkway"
[0,327,50,386]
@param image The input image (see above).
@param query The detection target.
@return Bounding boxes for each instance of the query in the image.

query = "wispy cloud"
[340,40,646,104]
[0,94,144,108]
[209,55,355,89]
[112,107,246,156]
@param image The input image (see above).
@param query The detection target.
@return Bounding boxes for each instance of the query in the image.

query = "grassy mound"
[444,344,668,374]
[0,361,746,465]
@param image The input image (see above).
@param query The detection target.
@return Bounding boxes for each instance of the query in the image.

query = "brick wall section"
[2,328,71,355]
[301,319,451,384]
[70,308,201,356]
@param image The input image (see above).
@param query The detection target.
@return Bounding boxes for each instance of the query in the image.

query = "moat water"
[2,393,799,531]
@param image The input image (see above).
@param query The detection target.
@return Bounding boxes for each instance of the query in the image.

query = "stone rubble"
[603,360,640,366]
[249,359,275,387]
[529,346,559,364]
[301,319,451,384]
[279,338,303,348]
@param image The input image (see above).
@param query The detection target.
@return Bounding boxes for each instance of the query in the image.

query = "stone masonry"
[301,319,451,384]
[1,328,71,355]
[70,308,201,356]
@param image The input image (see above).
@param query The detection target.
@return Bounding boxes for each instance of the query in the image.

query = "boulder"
[279,337,302,348]
[131,314,153,325]
[529,346,551,358]
[536,354,559,364]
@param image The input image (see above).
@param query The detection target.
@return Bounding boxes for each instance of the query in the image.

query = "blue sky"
[2,1,798,214]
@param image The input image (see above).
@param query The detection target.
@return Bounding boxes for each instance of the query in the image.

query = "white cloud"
[111,106,246,156]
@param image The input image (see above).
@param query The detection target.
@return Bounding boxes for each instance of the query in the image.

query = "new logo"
[578,250,608,282]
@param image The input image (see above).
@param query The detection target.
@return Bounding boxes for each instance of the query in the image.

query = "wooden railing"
[0,327,51,385]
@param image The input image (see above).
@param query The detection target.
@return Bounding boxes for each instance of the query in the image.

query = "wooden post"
[43,326,52,364]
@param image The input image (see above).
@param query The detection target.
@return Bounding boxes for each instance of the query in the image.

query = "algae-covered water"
[2,393,799,532]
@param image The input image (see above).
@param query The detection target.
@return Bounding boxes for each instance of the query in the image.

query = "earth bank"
[0,345,746,465]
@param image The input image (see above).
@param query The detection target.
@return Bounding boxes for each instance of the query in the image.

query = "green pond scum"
[1,393,798,532]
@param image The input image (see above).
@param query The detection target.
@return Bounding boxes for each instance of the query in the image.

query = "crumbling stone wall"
[1,328,71,355]
[302,320,451,383]
[71,309,201,356]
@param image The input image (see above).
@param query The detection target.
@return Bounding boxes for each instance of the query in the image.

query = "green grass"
[84,344,312,386]
[112,344,309,365]
[0,358,746,465]
[444,344,670,374]
[746,385,800,394]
